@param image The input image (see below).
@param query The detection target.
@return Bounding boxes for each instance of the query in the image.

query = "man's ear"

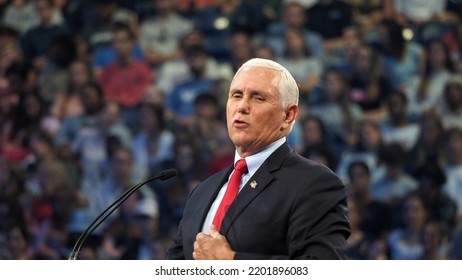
[281,104,298,131]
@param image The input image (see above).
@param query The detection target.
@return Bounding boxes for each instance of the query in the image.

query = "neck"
[432,63,446,72]
[449,156,462,166]
[450,104,462,113]
[404,226,422,239]
[147,128,160,138]
[115,176,131,189]
[42,21,54,28]
[288,51,304,60]
[159,10,172,20]
[117,56,132,66]
[391,117,407,126]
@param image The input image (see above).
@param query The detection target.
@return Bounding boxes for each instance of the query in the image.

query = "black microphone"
[68,169,177,260]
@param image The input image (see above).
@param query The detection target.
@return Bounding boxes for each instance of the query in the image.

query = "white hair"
[232,58,299,110]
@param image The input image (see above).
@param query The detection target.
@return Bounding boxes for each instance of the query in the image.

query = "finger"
[196,232,209,241]
[209,224,221,239]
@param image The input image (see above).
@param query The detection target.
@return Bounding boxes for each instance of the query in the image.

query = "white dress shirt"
[201,137,287,233]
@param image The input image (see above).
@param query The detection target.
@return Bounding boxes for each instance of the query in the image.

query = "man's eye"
[254,96,265,101]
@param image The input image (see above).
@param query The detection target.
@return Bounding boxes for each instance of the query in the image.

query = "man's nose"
[237,97,250,113]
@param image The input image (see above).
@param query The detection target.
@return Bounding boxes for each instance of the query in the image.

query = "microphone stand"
[68,169,177,260]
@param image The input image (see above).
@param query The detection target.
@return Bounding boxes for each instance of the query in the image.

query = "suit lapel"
[189,166,233,234]
[220,143,293,234]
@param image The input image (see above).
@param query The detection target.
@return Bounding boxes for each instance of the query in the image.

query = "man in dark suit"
[166,58,350,260]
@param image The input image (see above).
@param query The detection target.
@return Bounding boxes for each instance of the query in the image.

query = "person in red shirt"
[98,24,154,130]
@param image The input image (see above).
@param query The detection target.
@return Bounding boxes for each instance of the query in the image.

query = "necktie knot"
[235,159,248,174]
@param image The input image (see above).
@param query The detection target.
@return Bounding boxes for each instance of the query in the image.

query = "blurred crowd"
[0,0,462,260]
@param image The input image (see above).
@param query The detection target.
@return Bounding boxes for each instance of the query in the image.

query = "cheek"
[226,102,234,119]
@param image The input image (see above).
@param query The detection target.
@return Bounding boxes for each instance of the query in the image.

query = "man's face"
[113,30,133,59]
[112,149,133,179]
[387,94,406,118]
[37,0,54,23]
[283,4,305,28]
[226,66,294,157]
[186,53,207,75]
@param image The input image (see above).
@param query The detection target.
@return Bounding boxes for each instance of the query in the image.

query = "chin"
[230,137,251,148]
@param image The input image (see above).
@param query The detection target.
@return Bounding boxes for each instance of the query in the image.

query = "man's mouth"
[233,119,249,127]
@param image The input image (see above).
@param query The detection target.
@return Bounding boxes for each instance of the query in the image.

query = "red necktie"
[212,159,248,231]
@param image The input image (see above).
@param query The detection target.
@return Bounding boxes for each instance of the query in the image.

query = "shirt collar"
[234,137,286,178]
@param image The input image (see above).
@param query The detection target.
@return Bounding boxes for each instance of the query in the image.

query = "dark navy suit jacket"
[166,142,350,259]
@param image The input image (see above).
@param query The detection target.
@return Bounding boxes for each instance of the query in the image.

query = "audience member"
[5,224,34,259]
[52,0,88,35]
[260,2,325,60]
[387,191,427,259]
[408,40,453,118]
[176,0,216,17]
[299,115,329,153]
[346,196,371,259]
[98,24,153,130]
[1,91,56,163]
[419,221,448,259]
[406,112,446,174]
[374,18,425,97]
[252,43,277,60]
[152,128,208,237]
[0,157,27,233]
[189,93,232,169]
[36,33,77,105]
[348,42,391,123]
[31,157,78,259]
[347,160,392,239]
[73,100,132,206]
[448,226,462,259]
[323,25,361,75]
[305,0,354,54]
[413,162,457,236]
[50,60,92,122]
[20,0,70,71]
[24,128,79,193]
[83,146,157,225]
[384,0,457,44]
[98,191,161,259]
[380,90,420,151]
[309,69,363,154]
[131,103,174,182]
[370,142,418,206]
[301,144,338,171]
[193,0,268,61]
[442,128,462,225]
[54,81,105,158]
[348,0,386,38]
[139,0,193,68]
[0,24,21,69]
[80,0,138,53]
[2,0,38,34]
[228,31,253,72]
[366,237,390,259]
[439,74,462,130]
[164,45,228,127]
[155,28,233,104]
[336,119,385,184]
[278,27,323,102]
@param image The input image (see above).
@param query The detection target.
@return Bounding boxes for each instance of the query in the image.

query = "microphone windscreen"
[159,169,178,180]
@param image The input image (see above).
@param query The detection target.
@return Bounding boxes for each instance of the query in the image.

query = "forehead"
[231,66,279,92]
